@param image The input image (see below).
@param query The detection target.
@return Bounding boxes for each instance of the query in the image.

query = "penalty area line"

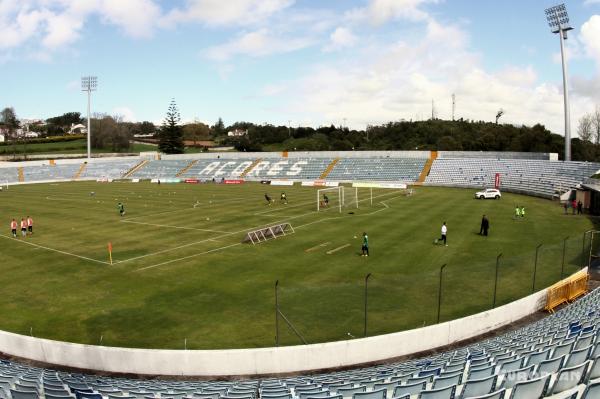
[133,242,242,272]
[305,242,331,252]
[0,234,110,265]
[326,243,350,254]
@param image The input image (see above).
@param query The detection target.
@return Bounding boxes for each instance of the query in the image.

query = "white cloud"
[346,0,439,26]
[112,107,137,122]
[204,28,313,61]
[324,27,357,51]
[0,0,161,53]
[270,18,595,136]
[161,0,294,27]
[584,0,600,6]
[580,15,600,66]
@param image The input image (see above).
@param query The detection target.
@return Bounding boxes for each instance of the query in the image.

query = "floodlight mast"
[545,4,573,161]
[81,76,97,160]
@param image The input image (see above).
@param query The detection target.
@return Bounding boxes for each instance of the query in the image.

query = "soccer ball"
[434,239,439,244]
[206,217,210,221]
[354,236,357,239]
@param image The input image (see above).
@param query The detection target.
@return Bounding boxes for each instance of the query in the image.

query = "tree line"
[4,101,600,161]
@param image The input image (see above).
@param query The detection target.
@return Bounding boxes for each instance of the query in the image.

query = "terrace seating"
[0,285,598,399]
[326,157,427,182]
[425,158,600,198]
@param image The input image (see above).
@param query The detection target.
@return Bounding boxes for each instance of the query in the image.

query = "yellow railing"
[240,158,262,178]
[545,269,589,312]
[319,158,340,179]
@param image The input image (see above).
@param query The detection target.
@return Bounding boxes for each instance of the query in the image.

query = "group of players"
[9,216,33,238]
[263,192,331,207]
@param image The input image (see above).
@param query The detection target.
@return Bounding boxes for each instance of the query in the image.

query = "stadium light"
[493,253,502,309]
[81,76,98,160]
[364,273,372,337]
[437,264,446,323]
[545,4,573,161]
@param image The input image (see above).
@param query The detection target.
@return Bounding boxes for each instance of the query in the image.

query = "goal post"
[317,186,342,213]
[342,186,359,209]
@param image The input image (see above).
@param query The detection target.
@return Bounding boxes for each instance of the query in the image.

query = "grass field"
[0,182,594,349]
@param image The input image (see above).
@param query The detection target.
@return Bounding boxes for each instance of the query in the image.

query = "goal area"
[316,186,358,212]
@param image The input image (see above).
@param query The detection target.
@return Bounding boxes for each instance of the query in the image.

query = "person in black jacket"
[480,215,490,236]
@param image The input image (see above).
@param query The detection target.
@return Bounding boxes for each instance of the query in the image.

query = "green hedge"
[0,135,85,147]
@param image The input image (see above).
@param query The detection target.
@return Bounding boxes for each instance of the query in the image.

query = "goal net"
[317,186,359,212]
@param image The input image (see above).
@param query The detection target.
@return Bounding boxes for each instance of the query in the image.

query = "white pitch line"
[326,243,350,254]
[133,242,242,272]
[294,195,402,230]
[121,220,231,234]
[0,234,109,265]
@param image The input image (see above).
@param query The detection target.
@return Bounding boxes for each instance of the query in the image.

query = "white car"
[475,188,501,199]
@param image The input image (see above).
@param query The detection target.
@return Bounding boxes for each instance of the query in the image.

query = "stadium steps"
[319,158,340,179]
[73,163,87,180]
[122,160,149,178]
[17,167,24,182]
[240,158,263,178]
[416,151,437,184]
[175,159,198,177]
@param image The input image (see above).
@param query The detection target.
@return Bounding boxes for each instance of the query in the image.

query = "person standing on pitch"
[515,205,521,219]
[564,202,568,214]
[480,215,489,236]
[280,192,287,204]
[117,202,125,217]
[572,199,577,215]
[20,218,27,237]
[264,193,272,205]
[578,200,583,214]
[27,216,33,235]
[441,222,448,246]
[520,206,525,218]
[361,232,369,256]
[10,219,17,238]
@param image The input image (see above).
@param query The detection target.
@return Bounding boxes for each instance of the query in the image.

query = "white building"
[227,128,248,137]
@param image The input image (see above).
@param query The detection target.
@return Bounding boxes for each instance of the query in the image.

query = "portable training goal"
[243,223,295,245]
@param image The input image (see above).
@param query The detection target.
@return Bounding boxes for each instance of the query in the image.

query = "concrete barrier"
[0,269,572,376]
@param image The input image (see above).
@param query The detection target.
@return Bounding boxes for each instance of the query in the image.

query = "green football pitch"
[0,181,594,349]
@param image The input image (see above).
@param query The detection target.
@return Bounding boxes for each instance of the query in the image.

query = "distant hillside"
[221,119,600,162]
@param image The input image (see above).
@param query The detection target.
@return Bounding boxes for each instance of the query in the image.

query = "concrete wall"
[162,151,432,160]
[0,271,565,376]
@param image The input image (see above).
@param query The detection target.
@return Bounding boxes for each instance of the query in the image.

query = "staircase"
[73,163,87,180]
[240,158,263,178]
[176,160,198,177]
[319,158,340,179]
[123,160,149,179]
[416,151,438,184]
[18,167,24,183]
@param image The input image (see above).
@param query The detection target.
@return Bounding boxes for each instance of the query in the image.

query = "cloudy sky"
[1,0,600,135]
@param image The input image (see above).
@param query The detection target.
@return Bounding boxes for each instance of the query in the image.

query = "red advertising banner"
[495,173,501,189]
[224,179,244,184]
[184,179,200,184]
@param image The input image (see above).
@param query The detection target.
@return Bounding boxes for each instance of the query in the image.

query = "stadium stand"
[79,159,140,180]
[22,164,82,182]
[326,157,427,182]
[425,158,600,198]
[179,158,334,181]
[0,288,599,397]
[128,160,191,179]
[0,167,17,183]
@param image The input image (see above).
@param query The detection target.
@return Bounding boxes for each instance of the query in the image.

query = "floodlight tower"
[81,76,98,160]
[545,4,573,161]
